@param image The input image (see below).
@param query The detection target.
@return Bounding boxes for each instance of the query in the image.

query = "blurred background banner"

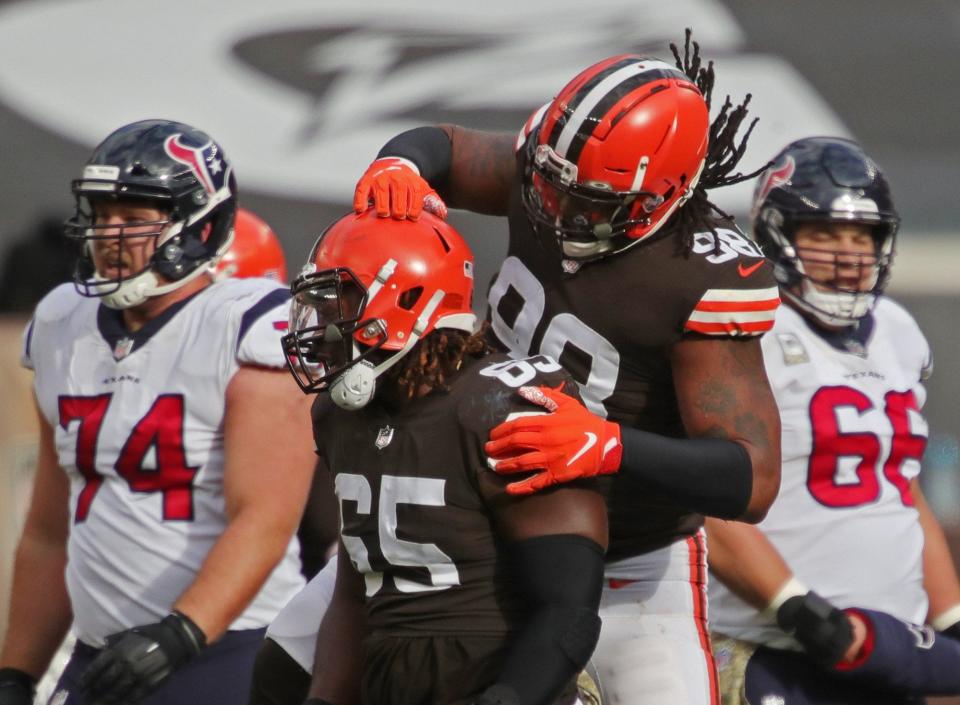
[0,0,958,661]
[0,0,957,290]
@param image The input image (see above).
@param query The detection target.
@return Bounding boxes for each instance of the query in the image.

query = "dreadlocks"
[380,323,492,406]
[668,28,768,253]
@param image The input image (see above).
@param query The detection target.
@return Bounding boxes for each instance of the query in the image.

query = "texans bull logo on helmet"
[752,155,796,217]
[164,134,231,197]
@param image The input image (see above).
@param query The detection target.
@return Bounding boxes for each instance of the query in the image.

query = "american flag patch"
[684,286,780,337]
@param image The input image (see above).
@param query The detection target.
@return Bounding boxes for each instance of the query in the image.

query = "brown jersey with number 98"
[485,141,779,559]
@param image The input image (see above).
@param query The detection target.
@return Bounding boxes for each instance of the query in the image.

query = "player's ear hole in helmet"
[750,136,899,328]
[65,118,237,309]
[282,209,483,410]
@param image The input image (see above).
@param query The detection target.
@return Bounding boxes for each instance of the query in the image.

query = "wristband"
[932,603,960,632]
[0,667,37,690]
[763,576,809,618]
[375,126,453,184]
[169,610,207,652]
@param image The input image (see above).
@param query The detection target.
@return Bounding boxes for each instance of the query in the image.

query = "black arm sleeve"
[376,126,453,186]
[483,534,604,705]
[618,426,753,519]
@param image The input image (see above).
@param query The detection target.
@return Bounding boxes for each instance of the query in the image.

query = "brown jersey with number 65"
[314,352,583,634]
[313,351,600,703]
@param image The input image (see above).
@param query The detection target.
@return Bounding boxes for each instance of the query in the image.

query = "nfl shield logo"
[561,259,581,274]
[375,425,394,450]
[113,336,134,361]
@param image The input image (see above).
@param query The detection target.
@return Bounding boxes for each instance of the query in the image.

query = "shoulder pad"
[32,282,86,324]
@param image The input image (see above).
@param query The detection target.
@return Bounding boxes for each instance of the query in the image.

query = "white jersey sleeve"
[27,280,304,646]
[21,283,85,371]
[709,299,930,648]
[233,285,291,369]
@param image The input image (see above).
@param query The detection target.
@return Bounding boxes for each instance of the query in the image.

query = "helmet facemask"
[522,143,666,261]
[762,208,896,327]
[67,196,169,304]
[283,266,388,403]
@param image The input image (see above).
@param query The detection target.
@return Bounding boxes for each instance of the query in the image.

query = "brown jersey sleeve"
[681,225,780,338]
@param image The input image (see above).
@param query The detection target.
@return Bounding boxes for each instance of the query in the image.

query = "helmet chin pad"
[786,280,875,327]
[91,256,214,310]
[330,360,377,410]
[95,269,157,309]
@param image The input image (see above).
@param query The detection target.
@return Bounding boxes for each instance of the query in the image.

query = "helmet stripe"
[544,56,638,151]
[560,61,689,165]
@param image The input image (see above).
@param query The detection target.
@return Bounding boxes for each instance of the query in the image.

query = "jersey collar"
[97,288,205,360]
[805,309,876,357]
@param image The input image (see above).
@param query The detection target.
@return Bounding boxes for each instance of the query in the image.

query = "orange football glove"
[353,157,448,221]
[484,385,623,496]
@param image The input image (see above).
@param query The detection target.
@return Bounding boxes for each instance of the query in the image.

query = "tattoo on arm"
[681,338,777,453]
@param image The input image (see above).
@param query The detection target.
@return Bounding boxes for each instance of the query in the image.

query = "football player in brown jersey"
[281,209,608,705]
[352,32,782,705]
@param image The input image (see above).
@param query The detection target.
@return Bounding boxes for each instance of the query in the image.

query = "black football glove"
[777,590,854,667]
[0,668,36,705]
[80,611,206,705]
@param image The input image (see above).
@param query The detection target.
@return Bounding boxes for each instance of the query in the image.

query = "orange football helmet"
[212,207,287,282]
[282,209,476,407]
[522,54,710,261]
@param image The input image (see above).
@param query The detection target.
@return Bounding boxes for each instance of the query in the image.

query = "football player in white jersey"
[0,120,315,705]
[706,137,960,703]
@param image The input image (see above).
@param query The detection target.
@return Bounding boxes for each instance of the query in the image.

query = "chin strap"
[330,289,449,410]
[328,253,476,411]
[330,288,476,410]
[95,261,214,309]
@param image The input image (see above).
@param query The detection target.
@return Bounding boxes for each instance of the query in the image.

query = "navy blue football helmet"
[65,119,237,308]
[751,137,899,326]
